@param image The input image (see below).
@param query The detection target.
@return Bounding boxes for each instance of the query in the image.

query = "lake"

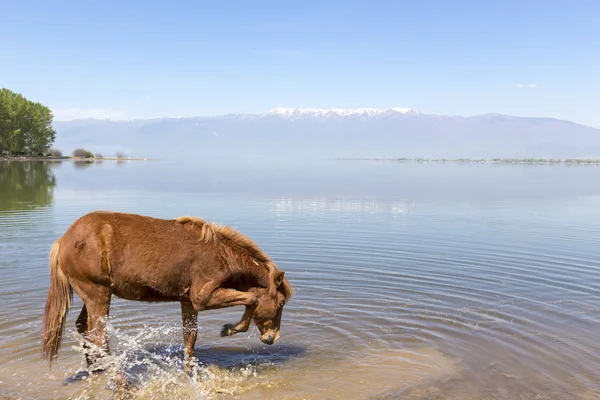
[0,158,599,399]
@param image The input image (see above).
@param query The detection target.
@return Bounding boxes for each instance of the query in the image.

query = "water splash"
[64,319,296,399]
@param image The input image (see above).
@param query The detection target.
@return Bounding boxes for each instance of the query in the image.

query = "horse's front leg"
[180,301,198,376]
[201,288,258,338]
[220,303,257,337]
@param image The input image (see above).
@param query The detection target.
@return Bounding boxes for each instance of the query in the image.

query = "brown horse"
[41,210,293,374]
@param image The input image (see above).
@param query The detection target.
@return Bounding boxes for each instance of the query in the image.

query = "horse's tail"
[41,240,72,366]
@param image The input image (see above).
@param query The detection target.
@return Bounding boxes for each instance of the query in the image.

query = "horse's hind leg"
[86,297,112,370]
[71,280,112,371]
[75,304,95,367]
[76,304,88,336]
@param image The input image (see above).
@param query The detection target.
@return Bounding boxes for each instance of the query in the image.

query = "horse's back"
[56,211,204,300]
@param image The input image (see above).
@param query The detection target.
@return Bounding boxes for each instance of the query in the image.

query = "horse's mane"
[175,216,293,300]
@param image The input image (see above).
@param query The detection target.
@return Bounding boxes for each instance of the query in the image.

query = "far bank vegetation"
[1,88,140,162]
[342,157,600,165]
[0,88,56,156]
[71,149,130,160]
[72,148,94,158]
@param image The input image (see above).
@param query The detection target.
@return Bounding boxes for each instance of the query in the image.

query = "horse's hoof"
[114,370,140,393]
[220,324,236,337]
[183,359,197,378]
[63,370,91,385]
[183,365,195,378]
[89,365,108,375]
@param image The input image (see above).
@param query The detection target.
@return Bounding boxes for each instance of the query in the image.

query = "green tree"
[0,88,56,156]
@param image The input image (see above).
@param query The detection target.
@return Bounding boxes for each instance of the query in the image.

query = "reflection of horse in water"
[41,211,293,375]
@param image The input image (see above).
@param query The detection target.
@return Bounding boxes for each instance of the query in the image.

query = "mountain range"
[51,108,600,159]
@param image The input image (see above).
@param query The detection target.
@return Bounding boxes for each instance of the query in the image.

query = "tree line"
[0,88,56,156]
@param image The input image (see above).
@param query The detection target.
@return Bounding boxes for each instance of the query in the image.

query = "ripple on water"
[1,179,600,399]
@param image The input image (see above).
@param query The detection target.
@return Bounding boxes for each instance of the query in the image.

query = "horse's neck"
[224,252,271,290]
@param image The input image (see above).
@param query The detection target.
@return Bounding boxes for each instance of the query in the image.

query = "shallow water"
[0,159,599,399]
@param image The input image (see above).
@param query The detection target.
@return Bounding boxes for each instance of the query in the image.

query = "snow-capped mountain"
[52,109,600,159]
[267,107,420,119]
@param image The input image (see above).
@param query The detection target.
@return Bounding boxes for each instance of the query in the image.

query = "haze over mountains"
[52,108,600,159]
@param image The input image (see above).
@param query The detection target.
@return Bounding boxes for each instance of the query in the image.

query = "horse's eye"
[280,300,285,307]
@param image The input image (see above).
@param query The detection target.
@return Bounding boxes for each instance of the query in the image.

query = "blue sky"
[1,0,599,127]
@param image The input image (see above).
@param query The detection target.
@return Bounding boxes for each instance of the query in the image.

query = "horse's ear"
[275,271,285,287]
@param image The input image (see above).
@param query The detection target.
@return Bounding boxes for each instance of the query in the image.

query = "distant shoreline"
[338,157,600,165]
[0,155,156,162]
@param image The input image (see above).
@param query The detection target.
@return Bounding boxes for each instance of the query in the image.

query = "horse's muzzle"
[260,331,280,345]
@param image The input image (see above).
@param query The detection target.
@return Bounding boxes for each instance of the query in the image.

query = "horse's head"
[252,268,292,345]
